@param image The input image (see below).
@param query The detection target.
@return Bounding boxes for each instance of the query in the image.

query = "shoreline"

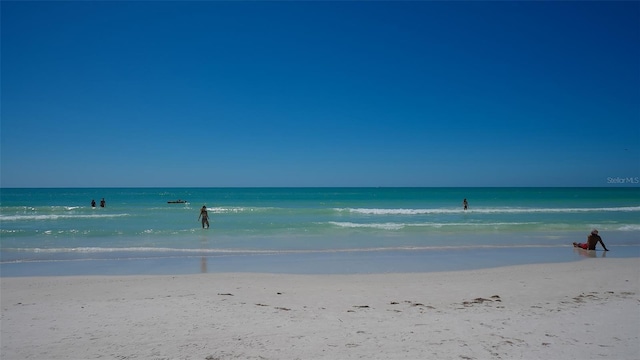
[2,245,638,277]
[2,258,638,359]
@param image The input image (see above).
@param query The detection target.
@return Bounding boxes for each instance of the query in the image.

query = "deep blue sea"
[1,188,638,276]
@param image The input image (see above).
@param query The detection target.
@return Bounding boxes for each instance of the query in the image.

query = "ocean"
[1,187,638,276]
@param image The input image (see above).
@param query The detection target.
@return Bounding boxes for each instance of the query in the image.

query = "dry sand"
[2,258,639,360]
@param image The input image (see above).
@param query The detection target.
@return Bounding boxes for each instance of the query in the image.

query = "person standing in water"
[100,198,106,208]
[463,198,468,211]
[198,206,210,229]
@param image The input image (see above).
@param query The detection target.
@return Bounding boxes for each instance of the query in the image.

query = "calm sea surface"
[1,188,638,276]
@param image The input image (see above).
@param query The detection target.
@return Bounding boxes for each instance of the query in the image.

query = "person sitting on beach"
[198,206,210,229]
[573,229,609,251]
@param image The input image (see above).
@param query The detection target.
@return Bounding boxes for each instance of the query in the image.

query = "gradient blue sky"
[2,1,638,187]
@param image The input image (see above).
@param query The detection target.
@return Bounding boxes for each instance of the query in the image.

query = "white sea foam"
[3,243,575,256]
[0,229,21,234]
[336,206,640,215]
[618,225,640,231]
[328,222,406,230]
[0,214,130,221]
[328,221,540,230]
[210,207,273,214]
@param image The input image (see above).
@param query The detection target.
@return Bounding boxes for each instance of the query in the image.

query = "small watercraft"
[167,200,187,204]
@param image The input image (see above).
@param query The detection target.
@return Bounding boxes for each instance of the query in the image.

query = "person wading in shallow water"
[573,229,609,251]
[198,206,210,229]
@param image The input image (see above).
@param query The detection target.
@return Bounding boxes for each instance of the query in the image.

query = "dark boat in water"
[167,200,187,204]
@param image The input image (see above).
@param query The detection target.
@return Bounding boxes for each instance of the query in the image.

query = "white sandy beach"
[2,258,639,360]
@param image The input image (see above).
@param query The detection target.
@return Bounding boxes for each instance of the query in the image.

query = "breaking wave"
[336,206,640,215]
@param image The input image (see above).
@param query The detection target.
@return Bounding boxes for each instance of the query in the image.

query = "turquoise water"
[1,188,639,276]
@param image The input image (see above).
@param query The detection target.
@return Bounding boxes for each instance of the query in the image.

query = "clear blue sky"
[1,1,638,187]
